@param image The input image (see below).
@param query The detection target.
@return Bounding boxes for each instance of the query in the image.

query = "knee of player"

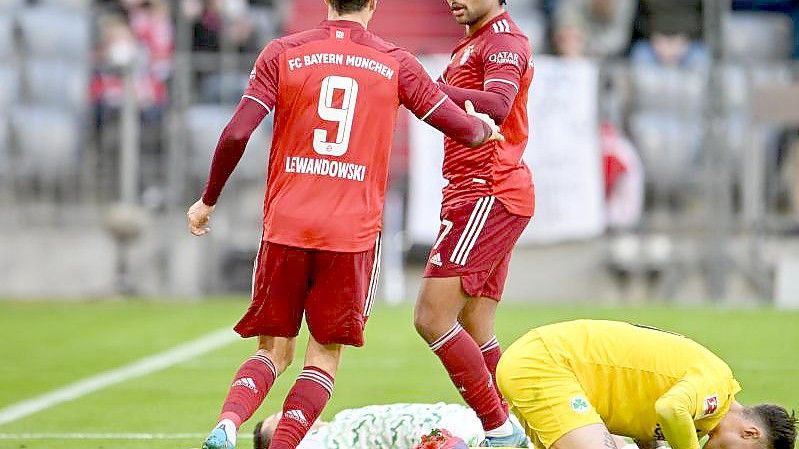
[413,306,441,341]
[256,348,294,375]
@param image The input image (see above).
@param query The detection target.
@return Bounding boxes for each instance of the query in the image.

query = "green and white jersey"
[297,403,484,449]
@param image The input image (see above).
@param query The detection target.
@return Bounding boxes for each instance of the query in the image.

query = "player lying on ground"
[414,0,535,446]
[186,0,504,447]
[496,320,797,449]
[253,403,487,449]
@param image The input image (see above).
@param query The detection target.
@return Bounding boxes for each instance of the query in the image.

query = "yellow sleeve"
[654,380,701,449]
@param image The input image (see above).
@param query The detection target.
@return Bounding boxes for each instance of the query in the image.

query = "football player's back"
[247,20,490,251]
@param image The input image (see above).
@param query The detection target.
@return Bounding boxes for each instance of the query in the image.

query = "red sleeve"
[201,98,268,206]
[437,81,518,124]
[394,50,490,146]
[395,50,449,120]
[242,39,283,112]
[480,33,530,97]
[425,100,492,148]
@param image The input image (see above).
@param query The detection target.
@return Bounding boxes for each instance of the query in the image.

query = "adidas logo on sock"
[284,409,309,426]
[430,253,443,266]
[232,377,258,393]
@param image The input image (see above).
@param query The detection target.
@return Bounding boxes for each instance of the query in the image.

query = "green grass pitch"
[1,299,797,449]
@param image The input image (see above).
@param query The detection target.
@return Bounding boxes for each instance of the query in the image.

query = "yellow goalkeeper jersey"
[502,320,741,449]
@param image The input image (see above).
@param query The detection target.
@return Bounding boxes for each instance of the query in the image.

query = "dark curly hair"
[748,405,797,449]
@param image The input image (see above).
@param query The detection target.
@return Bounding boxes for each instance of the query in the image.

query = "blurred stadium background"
[1,0,799,447]
[2,0,799,303]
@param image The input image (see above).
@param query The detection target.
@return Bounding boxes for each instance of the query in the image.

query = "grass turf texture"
[1,300,798,449]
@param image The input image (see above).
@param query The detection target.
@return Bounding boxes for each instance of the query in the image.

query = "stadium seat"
[628,112,702,191]
[199,72,250,105]
[725,12,793,62]
[18,6,91,60]
[0,114,9,165]
[10,105,81,180]
[37,0,91,11]
[722,65,748,112]
[0,0,24,12]
[185,105,270,180]
[631,65,705,114]
[0,66,20,111]
[0,15,15,61]
[23,58,89,112]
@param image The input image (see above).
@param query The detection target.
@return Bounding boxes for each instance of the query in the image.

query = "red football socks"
[218,353,278,428]
[269,366,334,449]
[480,335,508,414]
[430,323,507,431]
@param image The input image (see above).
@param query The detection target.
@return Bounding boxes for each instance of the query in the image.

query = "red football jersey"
[441,12,535,217]
[245,20,453,252]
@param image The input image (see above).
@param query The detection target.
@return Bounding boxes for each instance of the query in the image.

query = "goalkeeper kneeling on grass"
[495,320,797,449]
[254,403,494,449]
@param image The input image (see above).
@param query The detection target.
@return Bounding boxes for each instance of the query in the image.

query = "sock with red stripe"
[480,335,508,413]
[216,353,278,444]
[430,323,508,433]
[269,366,334,449]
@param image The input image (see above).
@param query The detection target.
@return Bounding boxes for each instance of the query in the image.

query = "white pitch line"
[0,432,208,440]
[0,328,238,426]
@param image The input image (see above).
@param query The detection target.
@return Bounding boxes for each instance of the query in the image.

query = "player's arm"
[187,42,280,236]
[436,82,517,125]
[396,50,502,147]
[654,380,701,449]
[438,34,531,124]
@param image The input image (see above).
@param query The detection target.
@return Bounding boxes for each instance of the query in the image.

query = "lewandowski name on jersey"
[284,156,367,182]
[287,53,396,80]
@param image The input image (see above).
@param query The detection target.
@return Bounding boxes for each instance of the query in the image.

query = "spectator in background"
[602,121,644,229]
[91,11,169,121]
[92,1,173,116]
[631,0,708,67]
[552,13,588,57]
[123,0,174,83]
[553,0,636,58]
[182,0,258,52]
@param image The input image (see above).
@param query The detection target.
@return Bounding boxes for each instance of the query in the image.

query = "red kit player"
[413,0,534,447]
[185,0,503,448]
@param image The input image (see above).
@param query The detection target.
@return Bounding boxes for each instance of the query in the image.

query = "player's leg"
[201,242,311,449]
[266,242,378,449]
[496,332,603,449]
[267,335,342,449]
[550,424,621,449]
[417,198,528,445]
[415,277,512,440]
[459,294,501,389]
[460,252,512,401]
[220,336,296,426]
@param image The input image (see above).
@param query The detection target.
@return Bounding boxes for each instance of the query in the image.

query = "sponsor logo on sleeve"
[488,51,520,67]
[700,395,719,418]
[249,67,256,80]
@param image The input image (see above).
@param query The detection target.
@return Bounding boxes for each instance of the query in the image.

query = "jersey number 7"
[313,75,360,157]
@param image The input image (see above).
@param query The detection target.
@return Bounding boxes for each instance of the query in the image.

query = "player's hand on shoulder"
[187,199,215,236]
[465,100,505,143]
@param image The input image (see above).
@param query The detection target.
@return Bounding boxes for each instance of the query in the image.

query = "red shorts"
[423,196,530,300]
[234,238,380,347]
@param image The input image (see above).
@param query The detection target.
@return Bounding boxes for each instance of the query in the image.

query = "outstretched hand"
[465,100,505,143]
